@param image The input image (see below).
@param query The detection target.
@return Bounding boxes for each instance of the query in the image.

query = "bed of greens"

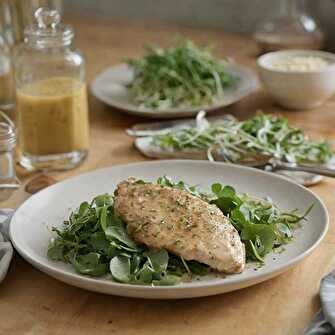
[127,39,233,109]
[152,112,333,164]
[48,176,312,286]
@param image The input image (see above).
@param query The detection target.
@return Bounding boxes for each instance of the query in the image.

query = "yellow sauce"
[17,77,89,156]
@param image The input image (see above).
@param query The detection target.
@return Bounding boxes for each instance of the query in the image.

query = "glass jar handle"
[35,7,61,30]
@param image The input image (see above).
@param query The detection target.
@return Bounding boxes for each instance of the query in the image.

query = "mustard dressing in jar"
[15,8,89,170]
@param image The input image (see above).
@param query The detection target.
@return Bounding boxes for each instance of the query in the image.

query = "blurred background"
[1,0,335,50]
[63,0,335,50]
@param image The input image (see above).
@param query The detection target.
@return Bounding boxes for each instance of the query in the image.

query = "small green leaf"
[110,255,131,283]
[89,232,112,253]
[99,205,108,231]
[220,185,236,198]
[213,197,235,214]
[230,208,247,230]
[145,249,169,273]
[152,274,182,286]
[211,183,222,195]
[72,253,108,276]
[277,223,292,238]
[187,261,210,275]
[157,176,173,187]
[105,224,139,251]
[241,224,276,256]
[136,262,155,283]
[130,254,142,274]
[47,244,64,261]
[93,194,112,207]
[78,202,90,217]
[247,240,264,263]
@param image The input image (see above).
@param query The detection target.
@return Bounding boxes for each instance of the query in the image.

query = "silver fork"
[209,148,335,178]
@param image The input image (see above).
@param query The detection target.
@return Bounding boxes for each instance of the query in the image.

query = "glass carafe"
[14,8,89,171]
[254,0,324,53]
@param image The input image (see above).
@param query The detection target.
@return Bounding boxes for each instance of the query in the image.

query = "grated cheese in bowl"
[270,56,331,72]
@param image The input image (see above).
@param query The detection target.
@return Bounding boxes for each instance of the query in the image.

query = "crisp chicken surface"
[114,178,245,273]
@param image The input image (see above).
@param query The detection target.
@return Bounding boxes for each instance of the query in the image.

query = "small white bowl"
[257,50,335,109]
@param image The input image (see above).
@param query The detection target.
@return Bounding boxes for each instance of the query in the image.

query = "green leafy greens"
[210,183,313,262]
[127,39,232,109]
[48,177,312,285]
[152,112,333,164]
[48,190,209,286]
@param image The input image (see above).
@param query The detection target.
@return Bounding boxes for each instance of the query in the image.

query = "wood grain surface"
[1,16,335,335]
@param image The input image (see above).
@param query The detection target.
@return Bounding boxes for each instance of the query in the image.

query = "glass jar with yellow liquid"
[14,7,89,170]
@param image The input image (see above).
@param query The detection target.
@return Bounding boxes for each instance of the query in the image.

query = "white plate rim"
[9,160,329,297]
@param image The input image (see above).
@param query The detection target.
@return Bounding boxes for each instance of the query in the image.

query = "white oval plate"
[90,63,259,118]
[10,160,328,299]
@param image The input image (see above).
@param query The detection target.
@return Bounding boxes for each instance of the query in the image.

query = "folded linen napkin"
[0,209,14,283]
[304,272,335,334]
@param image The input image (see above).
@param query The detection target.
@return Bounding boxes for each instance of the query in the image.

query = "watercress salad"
[152,112,333,164]
[127,39,232,109]
[48,176,312,286]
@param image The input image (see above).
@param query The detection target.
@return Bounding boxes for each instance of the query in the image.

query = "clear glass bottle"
[0,0,63,47]
[14,7,89,171]
[0,42,15,110]
[254,0,324,53]
[0,111,19,202]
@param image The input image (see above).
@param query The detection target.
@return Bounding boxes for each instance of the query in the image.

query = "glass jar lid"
[24,8,74,47]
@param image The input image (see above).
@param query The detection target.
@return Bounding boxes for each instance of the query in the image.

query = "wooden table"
[1,17,335,335]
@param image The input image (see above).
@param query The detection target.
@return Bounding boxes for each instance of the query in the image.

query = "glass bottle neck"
[25,37,73,52]
[281,0,304,18]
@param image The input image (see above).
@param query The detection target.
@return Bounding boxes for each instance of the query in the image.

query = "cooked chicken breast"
[114,178,245,273]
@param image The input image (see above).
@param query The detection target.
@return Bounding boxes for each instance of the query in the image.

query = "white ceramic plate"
[10,160,328,299]
[90,63,259,118]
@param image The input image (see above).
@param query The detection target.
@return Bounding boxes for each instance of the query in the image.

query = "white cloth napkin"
[0,209,14,283]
